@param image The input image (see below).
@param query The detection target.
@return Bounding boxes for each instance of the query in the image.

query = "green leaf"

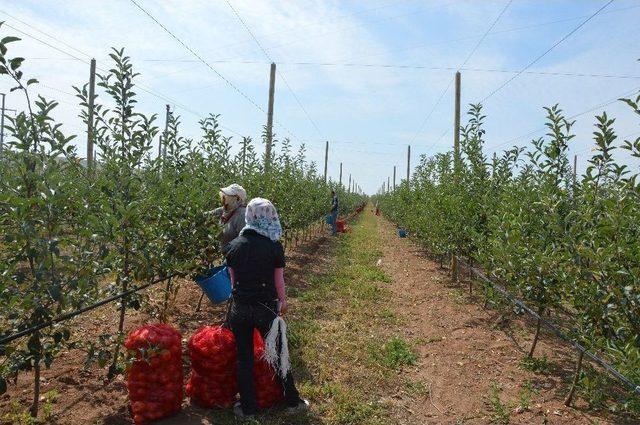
[1,36,20,45]
[27,78,38,86]
[9,57,23,71]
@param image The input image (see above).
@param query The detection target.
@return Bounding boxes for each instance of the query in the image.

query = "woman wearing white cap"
[211,183,247,251]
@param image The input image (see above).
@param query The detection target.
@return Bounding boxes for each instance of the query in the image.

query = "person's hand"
[279,300,288,316]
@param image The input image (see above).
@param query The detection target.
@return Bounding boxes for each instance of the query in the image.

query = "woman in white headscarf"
[225,198,309,419]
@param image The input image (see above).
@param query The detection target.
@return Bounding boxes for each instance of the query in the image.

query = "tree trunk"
[109,263,128,379]
[528,306,544,358]
[468,258,474,295]
[30,332,41,418]
[564,350,584,406]
[160,277,173,322]
[451,253,459,282]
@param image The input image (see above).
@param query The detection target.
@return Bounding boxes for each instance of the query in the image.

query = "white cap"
[220,183,247,203]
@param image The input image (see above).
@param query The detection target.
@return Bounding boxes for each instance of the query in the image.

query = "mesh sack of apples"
[253,331,285,408]
[186,325,283,409]
[125,323,183,424]
[186,326,238,408]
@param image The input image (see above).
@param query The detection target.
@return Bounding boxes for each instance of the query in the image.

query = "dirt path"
[0,227,333,425]
[373,212,632,424]
[3,209,635,425]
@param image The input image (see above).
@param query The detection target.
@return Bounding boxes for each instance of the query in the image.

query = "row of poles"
[379,70,580,195]
[380,71,462,195]
[82,59,363,193]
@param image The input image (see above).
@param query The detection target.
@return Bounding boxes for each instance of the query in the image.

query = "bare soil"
[0,228,330,425]
[373,213,636,424]
[2,211,636,424]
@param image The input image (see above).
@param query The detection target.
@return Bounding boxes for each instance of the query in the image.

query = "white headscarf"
[241,198,282,241]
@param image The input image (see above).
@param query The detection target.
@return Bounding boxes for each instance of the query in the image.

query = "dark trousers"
[228,299,301,414]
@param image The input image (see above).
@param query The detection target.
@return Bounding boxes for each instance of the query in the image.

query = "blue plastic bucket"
[326,214,334,225]
[398,229,408,238]
[194,265,232,304]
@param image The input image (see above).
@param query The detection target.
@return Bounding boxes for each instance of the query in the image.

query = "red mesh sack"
[186,326,237,408]
[125,323,183,424]
[253,330,284,409]
[186,326,284,410]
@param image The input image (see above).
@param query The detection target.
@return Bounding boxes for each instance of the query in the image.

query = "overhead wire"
[408,0,513,147]
[484,86,640,154]
[223,0,324,139]
[128,0,299,142]
[0,17,245,137]
[480,0,615,103]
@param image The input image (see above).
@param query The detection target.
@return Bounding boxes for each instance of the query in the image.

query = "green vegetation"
[0,29,365,418]
[377,95,640,413]
[487,382,510,424]
[377,337,418,370]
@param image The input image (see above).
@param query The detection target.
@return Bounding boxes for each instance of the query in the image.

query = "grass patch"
[270,210,405,424]
[517,381,537,411]
[373,337,418,370]
[487,382,510,424]
[405,380,430,397]
[415,336,443,345]
[519,355,557,375]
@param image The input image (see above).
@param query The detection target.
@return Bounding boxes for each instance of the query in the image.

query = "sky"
[1,0,639,194]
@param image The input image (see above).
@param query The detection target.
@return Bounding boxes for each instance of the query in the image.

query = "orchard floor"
[2,209,637,424]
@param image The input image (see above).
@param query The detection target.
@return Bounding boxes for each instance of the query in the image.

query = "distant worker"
[330,190,339,236]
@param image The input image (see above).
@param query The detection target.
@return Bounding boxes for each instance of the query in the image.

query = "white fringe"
[263,316,290,380]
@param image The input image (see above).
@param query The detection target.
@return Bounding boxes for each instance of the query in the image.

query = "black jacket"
[225,229,285,303]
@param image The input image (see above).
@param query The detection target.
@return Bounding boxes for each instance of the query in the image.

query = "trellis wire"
[455,256,640,397]
[0,273,180,346]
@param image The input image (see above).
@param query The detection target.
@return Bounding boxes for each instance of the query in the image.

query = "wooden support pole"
[348,174,351,193]
[86,59,96,169]
[265,62,276,170]
[323,141,329,183]
[406,145,411,185]
[163,104,170,159]
[393,166,396,190]
[453,71,461,173]
[452,72,461,282]
[339,162,343,186]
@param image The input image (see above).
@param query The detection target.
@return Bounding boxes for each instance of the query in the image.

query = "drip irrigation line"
[0,274,181,346]
[223,0,324,139]
[455,256,640,397]
[480,0,615,103]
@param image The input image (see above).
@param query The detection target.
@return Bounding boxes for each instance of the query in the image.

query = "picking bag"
[125,323,183,424]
